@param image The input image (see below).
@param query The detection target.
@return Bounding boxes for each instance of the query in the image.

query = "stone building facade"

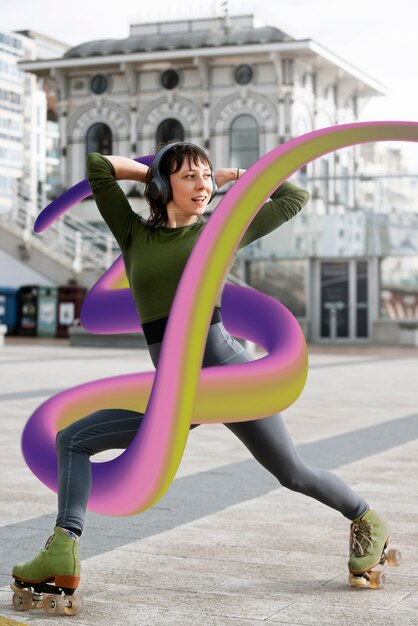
[20,15,418,344]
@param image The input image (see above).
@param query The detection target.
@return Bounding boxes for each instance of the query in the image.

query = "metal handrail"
[0,195,118,275]
[1,195,256,288]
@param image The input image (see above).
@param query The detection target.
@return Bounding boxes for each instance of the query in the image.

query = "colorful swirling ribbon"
[24,121,418,517]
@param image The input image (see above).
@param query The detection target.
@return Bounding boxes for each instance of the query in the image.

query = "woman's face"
[167,157,213,222]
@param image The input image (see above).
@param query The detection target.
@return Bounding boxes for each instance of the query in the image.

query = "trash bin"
[18,285,39,336]
[57,285,87,338]
[37,286,58,337]
[0,287,19,334]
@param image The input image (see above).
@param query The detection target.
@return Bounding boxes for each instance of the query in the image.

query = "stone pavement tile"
[90,584,292,622]
[211,578,322,597]
[128,522,320,551]
[81,558,233,595]
[1,344,417,626]
[286,356,418,443]
[156,610,266,625]
[190,496,330,525]
[402,591,418,609]
[0,499,56,526]
[215,573,409,610]
[0,504,55,524]
[319,573,409,609]
[0,586,166,626]
[0,591,29,625]
[109,544,341,585]
[116,536,288,565]
[2,601,166,626]
[265,601,418,626]
[0,552,34,577]
[0,527,41,544]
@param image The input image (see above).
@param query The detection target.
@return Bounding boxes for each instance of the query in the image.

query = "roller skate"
[348,508,401,589]
[11,526,82,615]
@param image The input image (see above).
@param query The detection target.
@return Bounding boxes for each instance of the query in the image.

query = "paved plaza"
[0,337,417,625]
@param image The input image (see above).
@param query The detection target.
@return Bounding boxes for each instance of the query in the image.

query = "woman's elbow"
[301,189,310,207]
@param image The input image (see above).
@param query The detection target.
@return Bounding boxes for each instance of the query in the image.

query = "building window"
[156,118,184,145]
[234,64,254,85]
[160,69,180,90]
[320,159,330,212]
[302,71,316,94]
[0,33,23,54]
[282,59,294,86]
[247,259,307,318]
[341,165,349,207]
[380,257,418,319]
[86,123,112,156]
[0,88,21,106]
[311,72,317,95]
[229,114,259,169]
[90,75,109,95]
[299,165,308,187]
[0,146,21,163]
[352,95,358,117]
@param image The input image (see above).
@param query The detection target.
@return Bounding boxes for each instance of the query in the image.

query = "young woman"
[12,142,389,597]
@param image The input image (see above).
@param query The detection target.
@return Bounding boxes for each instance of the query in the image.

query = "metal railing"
[0,195,118,276]
[0,195,258,287]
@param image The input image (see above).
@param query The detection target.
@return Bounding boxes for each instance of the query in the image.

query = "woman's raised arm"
[214,168,246,189]
[103,155,150,183]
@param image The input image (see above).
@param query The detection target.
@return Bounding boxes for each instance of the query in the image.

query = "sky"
[1,0,418,167]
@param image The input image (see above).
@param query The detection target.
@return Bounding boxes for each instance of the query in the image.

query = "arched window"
[156,118,184,146]
[229,115,259,169]
[86,123,112,156]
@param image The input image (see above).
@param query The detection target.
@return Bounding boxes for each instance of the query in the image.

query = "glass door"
[319,260,369,340]
[356,261,368,338]
[320,262,349,339]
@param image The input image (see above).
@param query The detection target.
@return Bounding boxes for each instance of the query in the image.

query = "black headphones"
[148,142,217,205]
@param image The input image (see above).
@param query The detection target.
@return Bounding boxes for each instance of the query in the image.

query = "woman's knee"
[279,474,306,492]
[56,424,78,454]
[55,413,99,454]
[276,463,315,493]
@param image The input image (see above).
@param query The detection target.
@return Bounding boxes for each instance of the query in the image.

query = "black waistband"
[142,306,222,345]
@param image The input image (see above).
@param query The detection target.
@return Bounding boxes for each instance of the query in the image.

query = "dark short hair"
[144,142,213,229]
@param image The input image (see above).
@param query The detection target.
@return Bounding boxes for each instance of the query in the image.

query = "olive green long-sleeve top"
[87,152,309,324]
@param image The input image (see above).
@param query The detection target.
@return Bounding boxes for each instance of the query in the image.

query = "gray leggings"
[56,323,367,534]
